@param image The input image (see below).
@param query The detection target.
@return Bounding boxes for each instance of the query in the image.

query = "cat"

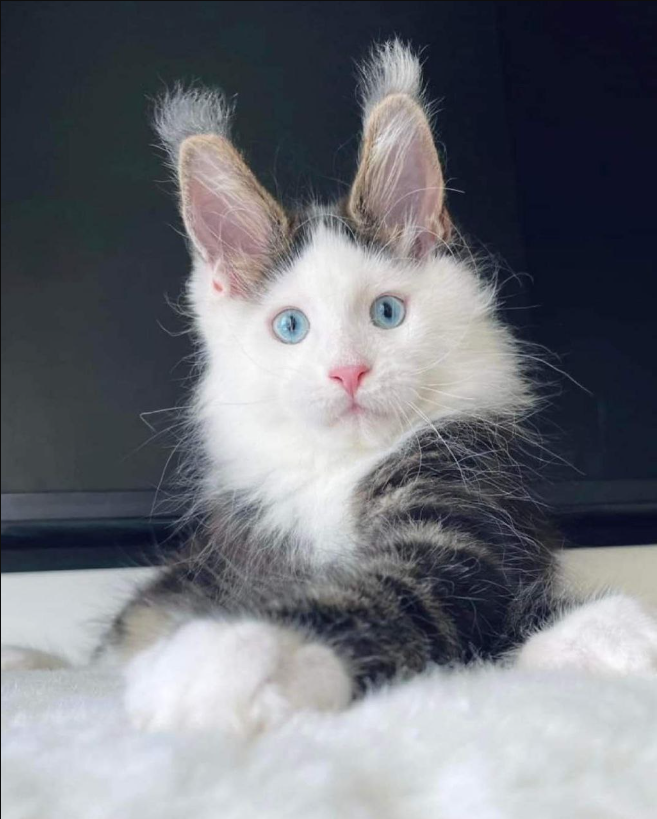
[3,42,656,734]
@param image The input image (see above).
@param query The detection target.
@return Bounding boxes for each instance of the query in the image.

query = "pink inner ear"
[376,130,443,256]
[187,174,271,263]
[183,142,279,295]
[356,98,446,258]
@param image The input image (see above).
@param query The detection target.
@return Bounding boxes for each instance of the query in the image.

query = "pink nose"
[329,364,370,397]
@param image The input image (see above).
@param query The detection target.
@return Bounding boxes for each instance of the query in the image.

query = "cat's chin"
[319,408,404,453]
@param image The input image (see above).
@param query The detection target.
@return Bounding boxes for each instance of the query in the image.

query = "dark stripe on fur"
[102,416,559,693]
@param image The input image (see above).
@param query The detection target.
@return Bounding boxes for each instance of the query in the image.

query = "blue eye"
[370,295,406,329]
[272,308,310,344]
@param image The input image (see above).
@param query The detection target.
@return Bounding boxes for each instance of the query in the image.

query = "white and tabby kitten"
[4,42,655,734]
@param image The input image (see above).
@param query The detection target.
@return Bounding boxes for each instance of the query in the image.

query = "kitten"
[4,42,655,730]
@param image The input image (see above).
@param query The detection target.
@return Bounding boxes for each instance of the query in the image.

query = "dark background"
[2,1,656,568]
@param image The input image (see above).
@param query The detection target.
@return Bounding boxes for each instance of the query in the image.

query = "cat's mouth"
[339,399,381,421]
[318,393,391,430]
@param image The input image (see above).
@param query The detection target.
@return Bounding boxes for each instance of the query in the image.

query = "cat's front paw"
[124,619,352,737]
[517,594,657,676]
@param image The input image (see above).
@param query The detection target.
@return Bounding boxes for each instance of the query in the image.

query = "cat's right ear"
[177,135,288,298]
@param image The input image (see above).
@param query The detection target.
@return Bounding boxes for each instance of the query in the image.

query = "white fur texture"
[518,594,657,675]
[3,664,657,818]
[124,619,351,737]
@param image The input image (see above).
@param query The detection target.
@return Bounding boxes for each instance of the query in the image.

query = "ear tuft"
[357,40,424,119]
[153,85,234,168]
[350,42,451,256]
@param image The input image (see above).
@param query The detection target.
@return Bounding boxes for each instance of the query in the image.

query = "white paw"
[1,645,69,671]
[124,618,352,736]
[517,594,657,676]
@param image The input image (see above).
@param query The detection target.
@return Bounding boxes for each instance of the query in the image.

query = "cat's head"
[156,42,531,460]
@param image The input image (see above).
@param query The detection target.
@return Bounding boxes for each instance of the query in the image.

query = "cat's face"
[161,42,529,458]
[191,222,524,453]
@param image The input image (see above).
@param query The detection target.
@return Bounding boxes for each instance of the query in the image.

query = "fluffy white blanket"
[2,665,656,819]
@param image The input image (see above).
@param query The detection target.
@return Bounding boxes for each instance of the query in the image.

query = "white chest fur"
[205,412,385,564]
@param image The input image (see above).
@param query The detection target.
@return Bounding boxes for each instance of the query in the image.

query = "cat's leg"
[123,618,351,737]
[121,538,511,735]
[516,594,657,675]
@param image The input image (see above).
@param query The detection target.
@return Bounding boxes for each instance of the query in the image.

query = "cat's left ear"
[348,92,451,257]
